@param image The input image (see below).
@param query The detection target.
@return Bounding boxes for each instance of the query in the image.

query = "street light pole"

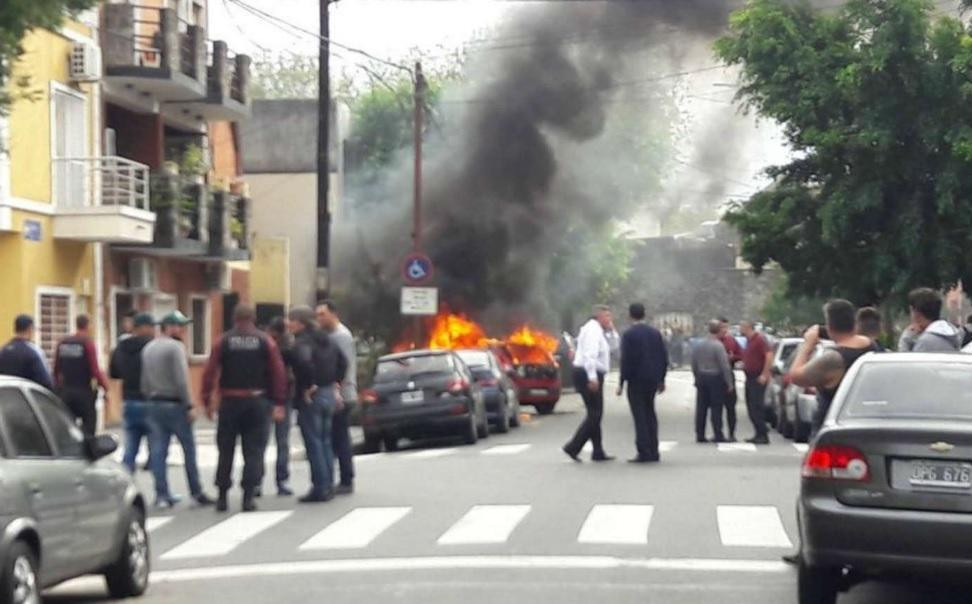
[315,0,332,302]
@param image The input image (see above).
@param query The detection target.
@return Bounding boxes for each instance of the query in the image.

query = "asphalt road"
[48,371,970,604]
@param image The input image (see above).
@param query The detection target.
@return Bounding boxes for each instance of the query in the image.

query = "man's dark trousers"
[695,374,726,441]
[273,401,293,488]
[216,396,272,493]
[564,368,606,458]
[725,383,738,438]
[627,381,659,459]
[744,375,769,439]
[61,387,97,437]
[331,404,355,487]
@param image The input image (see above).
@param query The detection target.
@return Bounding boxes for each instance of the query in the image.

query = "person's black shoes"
[253,486,263,498]
[242,492,258,512]
[628,456,660,464]
[782,553,801,565]
[696,437,710,444]
[194,492,215,507]
[277,484,294,497]
[334,484,354,495]
[747,436,771,445]
[562,446,582,463]
[591,454,616,462]
[728,434,738,443]
[298,490,334,504]
[713,435,729,443]
[215,490,228,513]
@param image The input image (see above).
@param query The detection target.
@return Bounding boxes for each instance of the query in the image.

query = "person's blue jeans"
[274,402,293,487]
[297,387,336,495]
[122,400,152,473]
[148,402,204,500]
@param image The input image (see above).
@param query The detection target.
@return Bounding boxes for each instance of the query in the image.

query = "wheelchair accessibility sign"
[402,253,434,285]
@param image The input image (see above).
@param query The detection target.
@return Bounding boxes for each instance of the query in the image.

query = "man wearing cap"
[202,304,287,512]
[110,313,156,473]
[54,314,111,437]
[142,310,215,509]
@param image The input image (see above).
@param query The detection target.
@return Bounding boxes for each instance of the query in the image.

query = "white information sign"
[401,287,438,316]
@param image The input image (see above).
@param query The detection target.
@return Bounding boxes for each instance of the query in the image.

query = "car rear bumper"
[517,387,561,404]
[363,401,472,436]
[800,495,972,574]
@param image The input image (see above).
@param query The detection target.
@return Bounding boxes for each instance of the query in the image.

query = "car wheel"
[1,541,40,604]
[382,435,400,452]
[104,507,150,599]
[510,399,521,428]
[462,409,478,445]
[798,560,841,604]
[362,431,382,454]
[495,398,510,434]
[534,403,556,415]
[476,405,489,439]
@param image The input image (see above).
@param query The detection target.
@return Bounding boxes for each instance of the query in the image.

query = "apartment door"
[52,88,87,208]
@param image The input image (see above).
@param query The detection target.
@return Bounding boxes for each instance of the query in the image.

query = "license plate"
[400,391,424,404]
[530,389,548,396]
[908,460,972,490]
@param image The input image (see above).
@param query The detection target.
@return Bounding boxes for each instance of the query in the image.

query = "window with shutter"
[38,293,72,363]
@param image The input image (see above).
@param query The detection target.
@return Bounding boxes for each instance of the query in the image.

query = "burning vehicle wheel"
[382,435,400,452]
[534,403,556,415]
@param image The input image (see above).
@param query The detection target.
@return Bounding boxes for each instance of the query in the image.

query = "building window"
[189,295,210,357]
[37,291,72,363]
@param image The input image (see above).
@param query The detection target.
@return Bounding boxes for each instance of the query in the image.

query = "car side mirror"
[86,434,119,461]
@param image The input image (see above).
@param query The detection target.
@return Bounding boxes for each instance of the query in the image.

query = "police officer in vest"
[201,304,287,512]
[54,314,111,437]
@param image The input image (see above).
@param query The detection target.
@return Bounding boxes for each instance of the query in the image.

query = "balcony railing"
[103,4,205,81]
[52,156,150,210]
[206,41,250,107]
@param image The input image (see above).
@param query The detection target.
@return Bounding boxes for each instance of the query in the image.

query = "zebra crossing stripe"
[482,444,532,455]
[793,443,809,453]
[146,517,173,532]
[716,506,792,548]
[299,507,411,550]
[437,505,531,545]
[577,505,653,545]
[161,511,292,560]
[658,441,677,452]
[717,443,757,453]
[406,448,458,459]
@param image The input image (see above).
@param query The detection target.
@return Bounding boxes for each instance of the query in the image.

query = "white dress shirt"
[573,319,616,382]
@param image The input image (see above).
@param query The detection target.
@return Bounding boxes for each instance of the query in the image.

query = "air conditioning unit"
[70,42,101,83]
[128,258,158,291]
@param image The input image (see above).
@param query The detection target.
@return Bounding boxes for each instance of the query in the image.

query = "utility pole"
[412,61,425,252]
[315,0,332,302]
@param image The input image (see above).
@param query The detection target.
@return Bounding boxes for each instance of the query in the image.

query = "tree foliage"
[715,0,972,305]
[249,51,319,100]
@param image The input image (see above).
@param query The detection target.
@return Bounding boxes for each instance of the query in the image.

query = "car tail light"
[478,378,499,388]
[802,445,870,481]
[446,378,468,394]
[361,389,379,405]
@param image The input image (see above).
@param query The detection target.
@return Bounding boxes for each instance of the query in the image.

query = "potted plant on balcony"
[180,145,208,185]
[229,216,244,250]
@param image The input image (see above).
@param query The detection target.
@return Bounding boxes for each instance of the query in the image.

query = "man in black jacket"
[0,315,54,390]
[288,306,348,503]
[616,303,668,463]
[111,314,156,473]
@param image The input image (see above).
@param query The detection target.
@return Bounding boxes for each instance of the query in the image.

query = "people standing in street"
[0,315,54,390]
[855,307,886,351]
[563,305,618,463]
[266,317,296,496]
[718,317,743,441]
[617,303,668,463]
[202,304,287,513]
[53,315,111,437]
[897,288,962,352]
[118,310,136,342]
[691,320,733,443]
[142,311,215,509]
[317,301,357,495]
[288,306,348,503]
[111,313,156,473]
[739,320,772,445]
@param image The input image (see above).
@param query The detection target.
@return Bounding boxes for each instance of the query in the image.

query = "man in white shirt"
[563,305,618,462]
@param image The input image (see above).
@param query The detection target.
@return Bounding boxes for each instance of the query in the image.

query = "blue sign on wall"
[23,220,41,242]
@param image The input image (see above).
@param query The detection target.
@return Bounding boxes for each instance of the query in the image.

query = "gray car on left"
[0,377,149,604]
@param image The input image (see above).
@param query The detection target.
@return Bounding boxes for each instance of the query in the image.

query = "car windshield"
[376,354,454,383]
[456,350,489,368]
[840,362,972,421]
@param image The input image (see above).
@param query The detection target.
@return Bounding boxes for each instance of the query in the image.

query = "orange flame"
[428,313,488,350]
[506,325,559,365]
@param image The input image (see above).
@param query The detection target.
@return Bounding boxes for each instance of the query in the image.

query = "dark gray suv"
[0,377,149,603]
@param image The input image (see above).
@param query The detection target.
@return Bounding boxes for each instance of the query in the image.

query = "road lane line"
[577,505,654,545]
[717,443,757,453]
[406,448,458,459]
[146,517,173,532]
[299,507,411,550]
[482,444,532,455]
[161,511,292,560]
[717,506,792,548]
[659,441,677,452]
[438,505,531,545]
[793,443,809,453]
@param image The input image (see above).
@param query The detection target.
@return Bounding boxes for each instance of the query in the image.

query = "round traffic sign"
[403,252,434,285]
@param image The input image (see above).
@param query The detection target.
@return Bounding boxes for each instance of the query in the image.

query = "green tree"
[715,0,972,306]
[249,51,319,99]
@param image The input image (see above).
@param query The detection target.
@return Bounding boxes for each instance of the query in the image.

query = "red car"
[490,343,562,415]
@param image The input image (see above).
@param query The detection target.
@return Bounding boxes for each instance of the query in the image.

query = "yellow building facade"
[0,19,101,361]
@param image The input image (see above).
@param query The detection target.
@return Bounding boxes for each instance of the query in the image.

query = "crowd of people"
[0,301,359,513]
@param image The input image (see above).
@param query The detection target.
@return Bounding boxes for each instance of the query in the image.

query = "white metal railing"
[53,156,150,211]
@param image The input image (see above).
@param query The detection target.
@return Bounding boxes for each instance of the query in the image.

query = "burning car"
[501,326,562,415]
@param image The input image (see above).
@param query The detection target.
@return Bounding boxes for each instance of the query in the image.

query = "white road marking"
[161,511,292,560]
[793,443,809,453]
[146,517,173,532]
[406,448,458,459]
[438,505,531,545]
[482,444,532,456]
[717,506,793,548]
[659,441,678,452]
[300,507,411,550]
[717,443,757,453]
[578,505,654,545]
[582,443,593,454]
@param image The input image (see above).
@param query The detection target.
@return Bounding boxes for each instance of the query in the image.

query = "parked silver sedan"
[0,377,149,603]
[798,353,972,603]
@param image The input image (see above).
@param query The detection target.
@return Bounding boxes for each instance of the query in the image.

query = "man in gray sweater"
[141,311,214,508]
[691,319,734,444]
[318,301,357,494]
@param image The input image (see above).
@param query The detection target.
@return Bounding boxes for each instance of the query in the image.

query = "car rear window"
[376,354,454,383]
[840,362,972,421]
[456,351,489,368]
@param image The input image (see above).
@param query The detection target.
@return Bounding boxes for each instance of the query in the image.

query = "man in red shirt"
[740,320,773,445]
[718,317,742,441]
[54,314,111,436]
